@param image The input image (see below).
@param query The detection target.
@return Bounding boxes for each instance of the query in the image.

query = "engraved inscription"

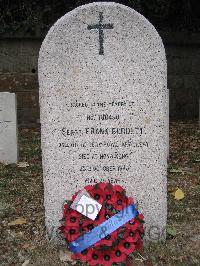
[56,97,150,183]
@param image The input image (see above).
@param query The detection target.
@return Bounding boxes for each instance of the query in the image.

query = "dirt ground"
[0,120,199,266]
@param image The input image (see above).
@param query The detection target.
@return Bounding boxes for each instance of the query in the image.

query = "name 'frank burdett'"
[61,127,144,137]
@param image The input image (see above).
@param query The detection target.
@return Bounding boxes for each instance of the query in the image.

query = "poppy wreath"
[59,182,144,266]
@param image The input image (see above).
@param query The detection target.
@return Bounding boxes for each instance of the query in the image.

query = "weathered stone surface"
[39,2,168,240]
[0,92,18,164]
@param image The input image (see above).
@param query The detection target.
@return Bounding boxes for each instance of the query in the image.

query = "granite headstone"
[0,92,18,164]
[39,2,168,240]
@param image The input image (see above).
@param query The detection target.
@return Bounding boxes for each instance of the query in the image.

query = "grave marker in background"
[0,92,18,164]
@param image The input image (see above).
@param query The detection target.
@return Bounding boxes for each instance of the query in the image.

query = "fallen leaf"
[21,128,29,133]
[169,167,183,174]
[166,225,177,237]
[174,188,185,200]
[8,217,27,226]
[2,162,9,166]
[17,162,29,168]
[22,260,29,266]
[21,243,34,249]
[59,249,73,262]
[22,243,31,249]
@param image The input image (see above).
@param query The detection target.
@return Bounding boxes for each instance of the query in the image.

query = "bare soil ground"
[0,121,199,266]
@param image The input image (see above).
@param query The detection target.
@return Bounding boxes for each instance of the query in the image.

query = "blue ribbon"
[69,204,138,253]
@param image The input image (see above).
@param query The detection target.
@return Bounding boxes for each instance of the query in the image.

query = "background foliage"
[0,0,200,35]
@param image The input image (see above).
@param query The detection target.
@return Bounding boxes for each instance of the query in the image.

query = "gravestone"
[39,2,168,240]
[0,92,18,164]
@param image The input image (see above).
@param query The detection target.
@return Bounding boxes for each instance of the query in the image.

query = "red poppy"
[138,225,145,234]
[93,214,105,227]
[88,250,103,265]
[112,193,129,211]
[98,182,109,190]
[72,248,92,262]
[58,224,65,233]
[63,201,71,209]
[93,228,118,248]
[82,209,114,233]
[111,247,127,263]
[103,209,114,220]
[127,197,134,205]
[65,214,80,227]
[113,184,125,193]
[85,185,94,192]
[63,203,72,215]
[64,207,81,218]
[135,239,143,251]
[71,190,81,201]
[65,226,81,241]
[124,230,140,243]
[115,226,125,240]
[101,251,114,266]
[137,213,144,221]
[72,194,76,201]
[93,236,112,248]
[88,187,104,204]
[110,229,118,239]
[82,219,95,233]
[104,185,118,204]
[97,233,113,246]
[103,228,119,244]
[119,240,136,255]
[126,218,140,230]
[94,208,113,226]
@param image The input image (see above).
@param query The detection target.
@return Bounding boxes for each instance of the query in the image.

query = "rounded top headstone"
[38,2,168,241]
[39,2,166,95]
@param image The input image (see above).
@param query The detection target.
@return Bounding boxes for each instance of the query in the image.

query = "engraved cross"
[87,12,114,55]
